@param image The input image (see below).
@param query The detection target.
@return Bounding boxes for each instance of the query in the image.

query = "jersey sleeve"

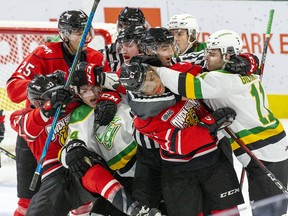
[10,108,48,142]
[157,67,233,99]
[134,116,215,155]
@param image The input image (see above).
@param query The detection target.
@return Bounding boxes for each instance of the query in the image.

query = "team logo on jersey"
[171,100,199,129]
[45,115,70,145]
[39,45,52,55]
[95,116,121,150]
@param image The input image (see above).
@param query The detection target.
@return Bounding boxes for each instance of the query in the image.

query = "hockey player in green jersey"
[150,29,288,216]
[59,83,161,216]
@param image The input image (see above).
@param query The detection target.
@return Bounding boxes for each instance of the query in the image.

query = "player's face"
[204,49,225,71]
[138,69,165,96]
[78,85,102,108]
[119,40,140,63]
[67,30,93,54]
[170,29,189,54]
[156,43,174,67]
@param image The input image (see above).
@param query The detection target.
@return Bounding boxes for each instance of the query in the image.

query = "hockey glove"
[225,53,260,76]
[198,107,236,136]
[94,100,118,126]
[40,86,74,118]
[130,55,163,67]
[0,110,5,143]
[61,139,94,178]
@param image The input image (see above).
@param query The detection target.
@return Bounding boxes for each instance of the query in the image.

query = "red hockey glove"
[0,110,5,143]
[225,53,260,76]
[198,107,236,136]
[40,86,74,118]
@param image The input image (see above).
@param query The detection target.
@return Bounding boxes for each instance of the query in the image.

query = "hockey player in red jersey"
[6,9,110,216]
[11,71,161,216]
[119,27,247,216]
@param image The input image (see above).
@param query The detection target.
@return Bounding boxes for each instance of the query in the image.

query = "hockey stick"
[238,9,275,190]
[259,9,275,80]
[224,127,288,195]
[0,146,16,160]
[29,0,101,191]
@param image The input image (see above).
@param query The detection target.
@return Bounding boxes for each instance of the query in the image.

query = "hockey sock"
[13,198,30,216]
[70,201,93,216]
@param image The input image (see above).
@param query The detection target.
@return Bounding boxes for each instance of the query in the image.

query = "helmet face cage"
[58,9,94,41]
[141,28,174,55]
[206,30,243,56]
[167,14,199,40]
[117,7,146,29]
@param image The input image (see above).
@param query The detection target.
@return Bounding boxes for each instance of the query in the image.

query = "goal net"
[0,20,116,162]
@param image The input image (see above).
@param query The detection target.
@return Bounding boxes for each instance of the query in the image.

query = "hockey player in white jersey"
[60,83,162,216]
[150,29,288,216]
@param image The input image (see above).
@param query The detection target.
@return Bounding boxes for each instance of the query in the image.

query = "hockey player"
[6,9,110,216]
[100,7,146,72]
[120,61,245,216]
[11,71,160,216]
[0,110,4,144]
[59,81,162,216]
[167,13,206,55]
[151,29,288,216]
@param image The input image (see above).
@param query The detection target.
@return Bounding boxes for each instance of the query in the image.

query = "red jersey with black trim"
[134,62,218,163]
[6,42,110,105]
[10,91,121,179]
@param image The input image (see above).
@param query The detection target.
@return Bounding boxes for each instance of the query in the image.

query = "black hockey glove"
[0,110,5,143]
[94,100,118,126]
[225,53,260,76]
[130,55,163,67]
[198,107,236,136]
[40,86,74,118]
[72,62,119,90]
[62,139,94,178]
[72,61,104,86]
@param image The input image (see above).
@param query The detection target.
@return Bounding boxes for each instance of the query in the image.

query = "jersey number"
[250,81,274,125]
[17,61,35,76]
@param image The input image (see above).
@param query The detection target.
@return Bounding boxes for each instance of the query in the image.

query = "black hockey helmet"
[58,10,89,34]
[117,7,146,28]
[27,70,65,107]
[141,27,174,55]
[119,63,151,92]
[117,25,147,44]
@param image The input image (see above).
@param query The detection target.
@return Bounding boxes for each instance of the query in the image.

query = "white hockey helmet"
[167,14,199,39]
[206,30,243,55]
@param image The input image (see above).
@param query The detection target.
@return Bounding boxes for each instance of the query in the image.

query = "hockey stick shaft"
[0,146,16,160]
[224,127,288,195]
[29,0,101,191]
[259,9,275,81]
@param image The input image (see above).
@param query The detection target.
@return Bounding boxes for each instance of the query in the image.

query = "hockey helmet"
[119,63,151,92]
[141,27,174,55]
[117,25,147,44]
[117,7,146,28]
[167,14,199,39]
[206,30,243,56]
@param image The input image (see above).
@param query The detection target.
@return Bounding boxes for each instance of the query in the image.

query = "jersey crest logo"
[161,110,174,121]
[171,100,199,128]
[45,114,70,145]
[95,116,121,150]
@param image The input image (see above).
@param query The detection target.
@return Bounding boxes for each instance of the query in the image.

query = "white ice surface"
[0,119,287,216]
